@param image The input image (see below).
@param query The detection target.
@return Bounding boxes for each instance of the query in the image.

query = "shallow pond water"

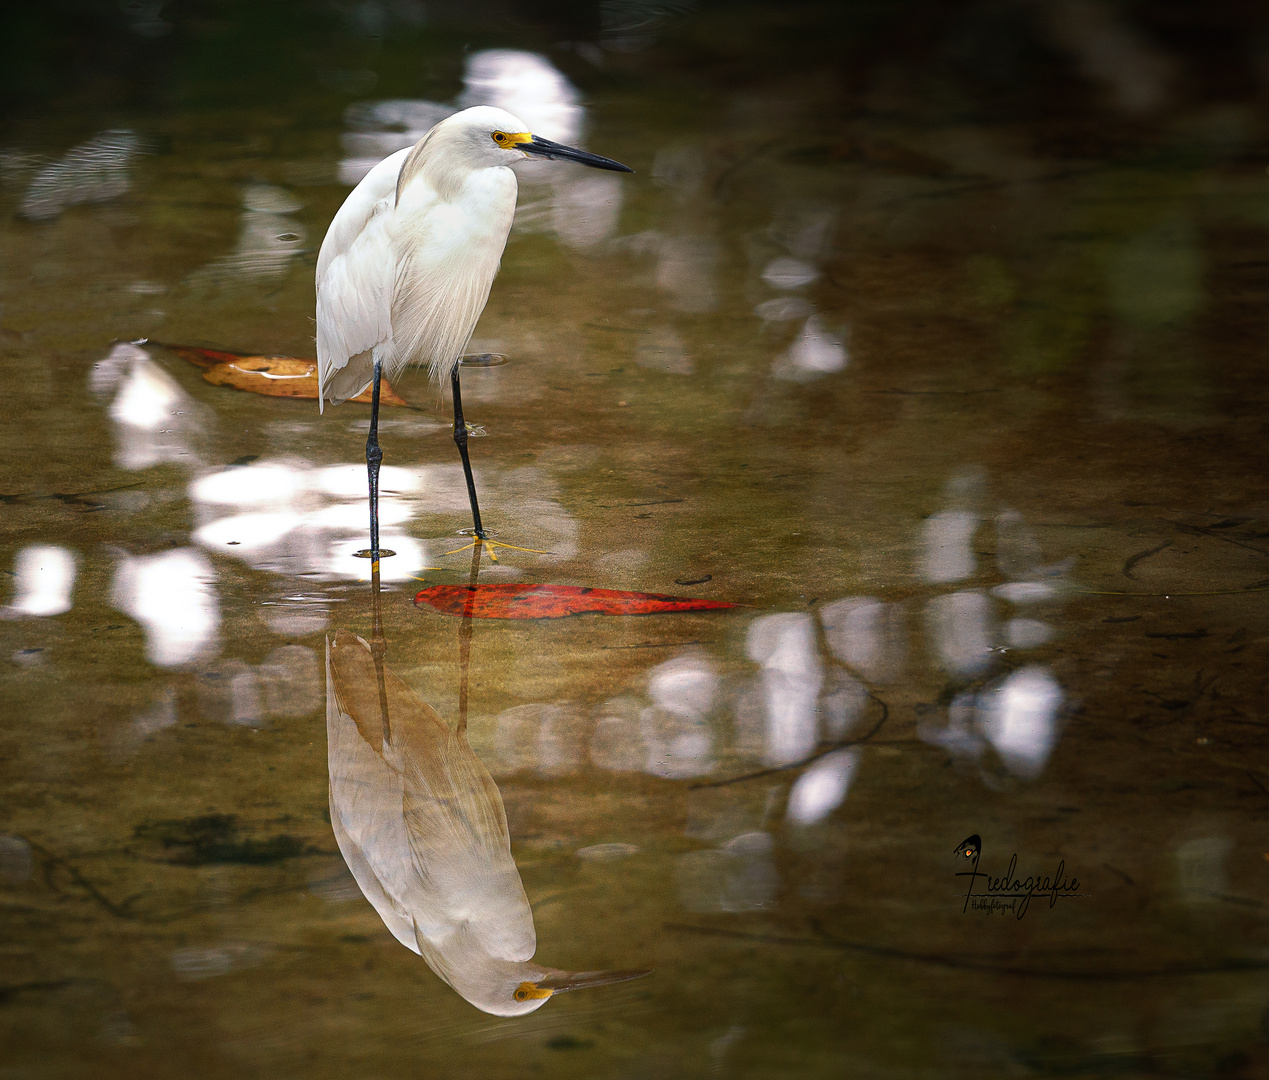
[3,2,1269,1077]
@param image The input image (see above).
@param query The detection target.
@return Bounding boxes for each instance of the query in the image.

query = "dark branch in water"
[667,920,1269,981]
[689,692,889,790]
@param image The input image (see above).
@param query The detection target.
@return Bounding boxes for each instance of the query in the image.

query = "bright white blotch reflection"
[921,510,980,584]
[786,749,859,826]
[975,666,1064,778]
[459,49,582,143]
[925,591,994,679]
[640,654,718,778]
[188,183,305,285]
[1005,618,1054,649]
[340,99,455,184]
[487,703,585,778]
[19,129,140,221]
[772,315,847,382]
[190,458,576,582]
[589,697,647,773]
[97,343,204,471]
[1175,836,1233,905]
[761,257,819,289]
[745,613,823,766]
[111,549,219,668]
[991,581,1061,604]
[195,646,320,728]
[5,546,77,617]
[819,597,905,683]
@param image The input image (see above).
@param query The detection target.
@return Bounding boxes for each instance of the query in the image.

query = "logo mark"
[954,834,1084,919]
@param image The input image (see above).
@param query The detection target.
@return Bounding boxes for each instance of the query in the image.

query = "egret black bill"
[520,135,634,173]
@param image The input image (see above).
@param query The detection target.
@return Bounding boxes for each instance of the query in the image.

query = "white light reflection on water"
[589,697,647,773]
[761,256,819,290]
[785,749,859,827]
[487,703,585,778]
[110,549,219,668]
[639,654,718,778]
[188,183,306,285]
[339,99,454,185]
[189,458,575,582]
[458,50,582,143]
[97,343,205,472]
[194,646,321,729]
[18,129,140,222]
[976,665,1064,779]
[4,545,77,617]
[772,315,847,381]
[819,597,906,683]
[744,613,823,767]
[925,591,994,679]
[920,510,980,584]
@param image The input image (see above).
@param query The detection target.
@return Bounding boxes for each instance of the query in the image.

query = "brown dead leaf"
[156,342,408,406]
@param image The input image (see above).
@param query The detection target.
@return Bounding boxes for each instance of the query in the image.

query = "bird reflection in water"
[325,562,649,1015]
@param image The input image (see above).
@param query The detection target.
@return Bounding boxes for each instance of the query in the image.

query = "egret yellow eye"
[492,131,509,145]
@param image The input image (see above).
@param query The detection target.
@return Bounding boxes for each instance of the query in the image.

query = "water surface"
[2,3,1269,1077]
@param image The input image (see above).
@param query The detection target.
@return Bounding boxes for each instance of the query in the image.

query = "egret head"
[438,105,633,173]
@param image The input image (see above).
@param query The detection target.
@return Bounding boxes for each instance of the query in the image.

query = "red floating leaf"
[413,583,736,620]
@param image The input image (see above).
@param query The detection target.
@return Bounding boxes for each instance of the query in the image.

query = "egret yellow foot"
[442,535,551,563]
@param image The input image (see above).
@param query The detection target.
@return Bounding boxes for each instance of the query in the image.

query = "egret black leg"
[366,357,384,563]
[451,365,486,539]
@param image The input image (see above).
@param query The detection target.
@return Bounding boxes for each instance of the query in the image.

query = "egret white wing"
[316,147,415,408]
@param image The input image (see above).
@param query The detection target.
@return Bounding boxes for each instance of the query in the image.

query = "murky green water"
[3,2,1269,1076]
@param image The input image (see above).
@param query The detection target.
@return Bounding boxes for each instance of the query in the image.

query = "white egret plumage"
[326,629,649,1015]
[316,105,633,563]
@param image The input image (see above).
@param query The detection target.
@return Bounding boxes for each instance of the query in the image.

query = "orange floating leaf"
[413,583,736,620]
[157,342,247,369]
[156,342,408,406]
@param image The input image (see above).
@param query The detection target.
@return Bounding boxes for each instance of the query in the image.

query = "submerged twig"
[689,692,889,790]
[667,920,1269,981]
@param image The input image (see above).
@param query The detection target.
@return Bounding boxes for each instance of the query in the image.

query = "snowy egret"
[316,105,633,563]
[326,628,649,1015]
